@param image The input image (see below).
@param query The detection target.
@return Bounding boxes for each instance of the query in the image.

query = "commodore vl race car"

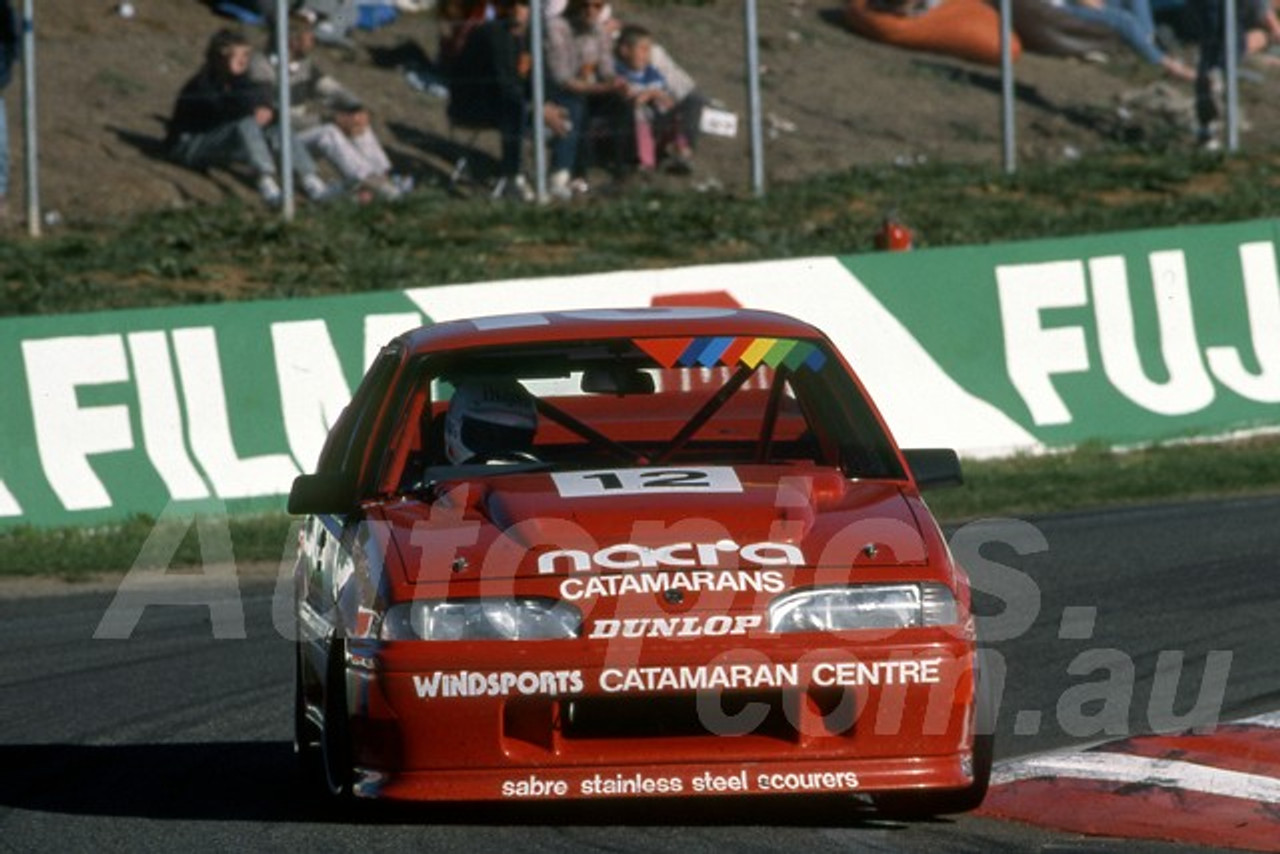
[289,307,991,813]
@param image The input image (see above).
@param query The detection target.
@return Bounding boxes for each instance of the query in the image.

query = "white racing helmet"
[444,377,538,464]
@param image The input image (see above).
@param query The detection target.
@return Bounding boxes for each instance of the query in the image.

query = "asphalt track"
[1,494,1278,853]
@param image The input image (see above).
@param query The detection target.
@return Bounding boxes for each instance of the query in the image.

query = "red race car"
[289,307,990,812]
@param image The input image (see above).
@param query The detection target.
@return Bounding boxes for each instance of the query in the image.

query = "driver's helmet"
[444,377,538,464]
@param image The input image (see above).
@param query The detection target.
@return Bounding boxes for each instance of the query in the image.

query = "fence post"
[531,0,547,203]
[1224,0,1239,152]
[21,0,38,237]
[999,0,1015,174]
[275,0,295,220]
[744,0,764,198]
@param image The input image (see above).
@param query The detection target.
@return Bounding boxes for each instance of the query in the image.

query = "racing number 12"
[552,467,745,497]
[582,470,710,491]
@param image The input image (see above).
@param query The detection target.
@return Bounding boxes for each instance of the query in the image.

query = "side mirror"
[288,472,357,515]
[902,449,963,489]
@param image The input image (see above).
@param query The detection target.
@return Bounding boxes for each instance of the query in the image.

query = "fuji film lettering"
[588,614,763,640]
[538,540,804,575]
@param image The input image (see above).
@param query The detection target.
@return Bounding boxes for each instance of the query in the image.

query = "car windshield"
[382,335,904,491]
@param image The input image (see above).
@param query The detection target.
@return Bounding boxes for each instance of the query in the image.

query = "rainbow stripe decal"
[635,337,827,372]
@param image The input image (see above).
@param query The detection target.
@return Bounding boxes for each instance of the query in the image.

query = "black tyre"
[873,647,996,818]
[320,641,354,801]
[294,644,323,785]
[872,732,993,818]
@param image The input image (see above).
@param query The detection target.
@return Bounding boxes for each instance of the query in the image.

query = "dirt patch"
[7,0,1277,225]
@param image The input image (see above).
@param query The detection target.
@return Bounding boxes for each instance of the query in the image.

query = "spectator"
[168,29,300,205]
[1063,0,1196,79]
[614,25,692,172]
[545,0,628,197]
[0,0,16,226]
[251,10,405,201]
[438,0,492,71]
[601,3,708,157]
[448,0,535,200]
[1190,0,1270,147]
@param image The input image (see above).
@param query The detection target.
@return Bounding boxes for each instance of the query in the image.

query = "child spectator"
[600,3,708,158]
[168,29,331,206]
[251,10,405,201]
[615,24,692,172]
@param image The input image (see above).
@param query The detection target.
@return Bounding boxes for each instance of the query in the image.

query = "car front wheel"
[320,641,354,800]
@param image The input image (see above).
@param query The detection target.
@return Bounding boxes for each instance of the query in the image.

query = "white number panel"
[551,467,744,498]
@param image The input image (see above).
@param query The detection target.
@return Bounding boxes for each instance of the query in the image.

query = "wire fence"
[13,0,1248,235]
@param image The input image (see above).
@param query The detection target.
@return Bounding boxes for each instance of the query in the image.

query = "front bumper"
[344,632,978,802]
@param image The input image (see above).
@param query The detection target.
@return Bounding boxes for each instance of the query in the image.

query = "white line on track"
[1238,711,1280,729]
[991,752,1280,804]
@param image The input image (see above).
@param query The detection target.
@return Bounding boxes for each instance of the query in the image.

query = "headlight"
[381,598,582,641]
[768,584,959,633]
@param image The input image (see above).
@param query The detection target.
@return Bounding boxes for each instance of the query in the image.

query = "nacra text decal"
[538,539,804,575]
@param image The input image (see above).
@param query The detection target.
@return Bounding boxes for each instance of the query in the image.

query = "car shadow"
[106,121,256,201]
[0,741,946,829]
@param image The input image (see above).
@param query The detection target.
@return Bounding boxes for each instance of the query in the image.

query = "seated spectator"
[614,25,693,172]
[601,3,708,157]
[447,0,535,200]
[545,0,629,198]
[167,28,329,206]
[1063,0,1196,79]
[251,10,405,201]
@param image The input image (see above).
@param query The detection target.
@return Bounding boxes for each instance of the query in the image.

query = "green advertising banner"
[841,218,1280,449]
[0,292,425,529]
[4,218,1279,529]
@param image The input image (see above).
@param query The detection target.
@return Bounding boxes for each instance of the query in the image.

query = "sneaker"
[493,174,535,202]
[663,147,694,175]
[257,174,282,207]
[549,169,573,201]
[1197,122,1222,152]
[391,174,415,195]
[360,175,402,202]
[302,174,337,203]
